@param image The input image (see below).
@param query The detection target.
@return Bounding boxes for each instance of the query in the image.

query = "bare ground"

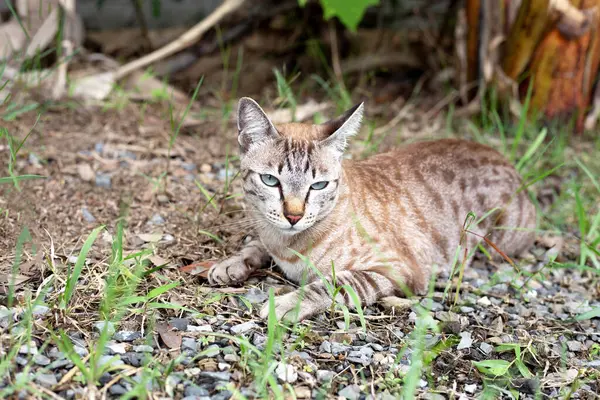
[0,99,599,399]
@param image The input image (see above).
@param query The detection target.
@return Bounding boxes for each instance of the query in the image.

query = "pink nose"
[285,214,303,226]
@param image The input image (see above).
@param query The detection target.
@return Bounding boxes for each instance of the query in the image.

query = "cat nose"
[285,213,303,226]
[283,196,305,226]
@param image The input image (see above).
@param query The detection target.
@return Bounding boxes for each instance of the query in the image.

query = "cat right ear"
[237,97,278,152]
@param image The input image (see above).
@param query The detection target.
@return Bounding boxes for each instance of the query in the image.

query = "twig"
[341,51,422,75]
[114,0,246,80]
[329,20,345,91]
[373,102,413,136]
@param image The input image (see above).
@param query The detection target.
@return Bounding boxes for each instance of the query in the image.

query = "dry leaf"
[179,261,214,278]
[148,255,169,267]
[0,274,32,285]
[156,322,181,349]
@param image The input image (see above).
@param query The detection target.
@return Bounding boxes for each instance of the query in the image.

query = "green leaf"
[473,359,512,377]
[319,0,380,31]
[575,307,600,321]
[516,359,533,378]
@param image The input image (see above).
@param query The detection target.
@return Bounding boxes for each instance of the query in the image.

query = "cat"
[207,97,537,321]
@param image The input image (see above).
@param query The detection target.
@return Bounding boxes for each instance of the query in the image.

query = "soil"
[0,97,599,399]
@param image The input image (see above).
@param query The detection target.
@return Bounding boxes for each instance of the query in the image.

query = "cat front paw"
[207,256,252,286]
[259,290,324,322]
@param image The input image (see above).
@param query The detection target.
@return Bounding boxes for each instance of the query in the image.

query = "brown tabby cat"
[207,97,536,321]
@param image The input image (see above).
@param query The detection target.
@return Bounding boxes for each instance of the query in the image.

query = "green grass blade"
[575,307,600,321]
[515,127,547,172]
[60,226,105,309]
[147,281,180,300]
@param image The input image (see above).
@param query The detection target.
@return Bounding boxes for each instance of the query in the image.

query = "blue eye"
[310,181,329,190]
[260,174,280,187]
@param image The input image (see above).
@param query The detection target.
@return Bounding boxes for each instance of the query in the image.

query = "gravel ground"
[0,103,599,399]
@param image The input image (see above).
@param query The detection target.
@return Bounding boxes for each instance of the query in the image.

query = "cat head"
[236,97,364,235]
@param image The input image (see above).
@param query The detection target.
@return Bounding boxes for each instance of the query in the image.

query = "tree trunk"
[460,0,600,133]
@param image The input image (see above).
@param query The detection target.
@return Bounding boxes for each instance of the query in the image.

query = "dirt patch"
[0,101,598,399]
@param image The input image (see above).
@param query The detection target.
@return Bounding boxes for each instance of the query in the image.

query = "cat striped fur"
[207,97,536,321]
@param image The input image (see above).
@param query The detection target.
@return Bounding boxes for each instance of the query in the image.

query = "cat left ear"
[319,102,364,155]
[237,97,279,153]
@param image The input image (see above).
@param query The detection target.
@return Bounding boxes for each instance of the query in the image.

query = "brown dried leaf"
[179,261,214,278]
[156,322,181,349]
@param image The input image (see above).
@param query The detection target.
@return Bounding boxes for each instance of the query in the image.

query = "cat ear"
[319,102,364,155]
[237,97,278,152]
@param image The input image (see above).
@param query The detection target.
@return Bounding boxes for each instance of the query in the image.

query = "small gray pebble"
[28,153,41,166]
[95,174,111,189]
[217,169,236,181]
[109,384,128,396]
[460,306,475,313]
[479,342,494,355]
[230,321,258,335]
[16,356,28,366]
[420,299,443,312]
[121,352,146,367]
[182,163,197,171]
[18,343,38,355]
[331,343,351,355]
[319,341,332,353]
[182,337,198,352]
[169,318,189,331]
[81,207,96,223]
[49,359,73,369]
[32,305,50,317]
[133,345,153,353]
[221,346,235,355]
[586,360,600,368]
[242,288,268,304]
[149,213,165,225]
[73,345,88,357]
[98,355,124,369]
[338,384,361,400]
[94,321,116,336]
[114,331,141,342]
[202,345,221,357]
[317,370,335,382]
[369,343,384,352]
[94,143,105,154]
[35,373,57,387]
[199,371,231,381]
[33,354,51,366]
[211,391,232,400]
[359,346,374,357]
[224,354,239,362]
[567,341,582,352]
[184,385,209,397]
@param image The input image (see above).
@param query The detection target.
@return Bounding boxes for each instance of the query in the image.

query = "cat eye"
[260,174,280,187]
[310,181,329,190]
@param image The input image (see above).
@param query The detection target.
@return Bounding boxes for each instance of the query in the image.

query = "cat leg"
[208,240,271,286]
[259,269,402,321]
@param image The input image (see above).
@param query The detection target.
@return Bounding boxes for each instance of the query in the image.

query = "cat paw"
[207,256,251,286]
[259,291,321,322]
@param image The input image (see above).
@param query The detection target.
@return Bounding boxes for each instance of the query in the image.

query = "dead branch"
[114,0,246,80]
